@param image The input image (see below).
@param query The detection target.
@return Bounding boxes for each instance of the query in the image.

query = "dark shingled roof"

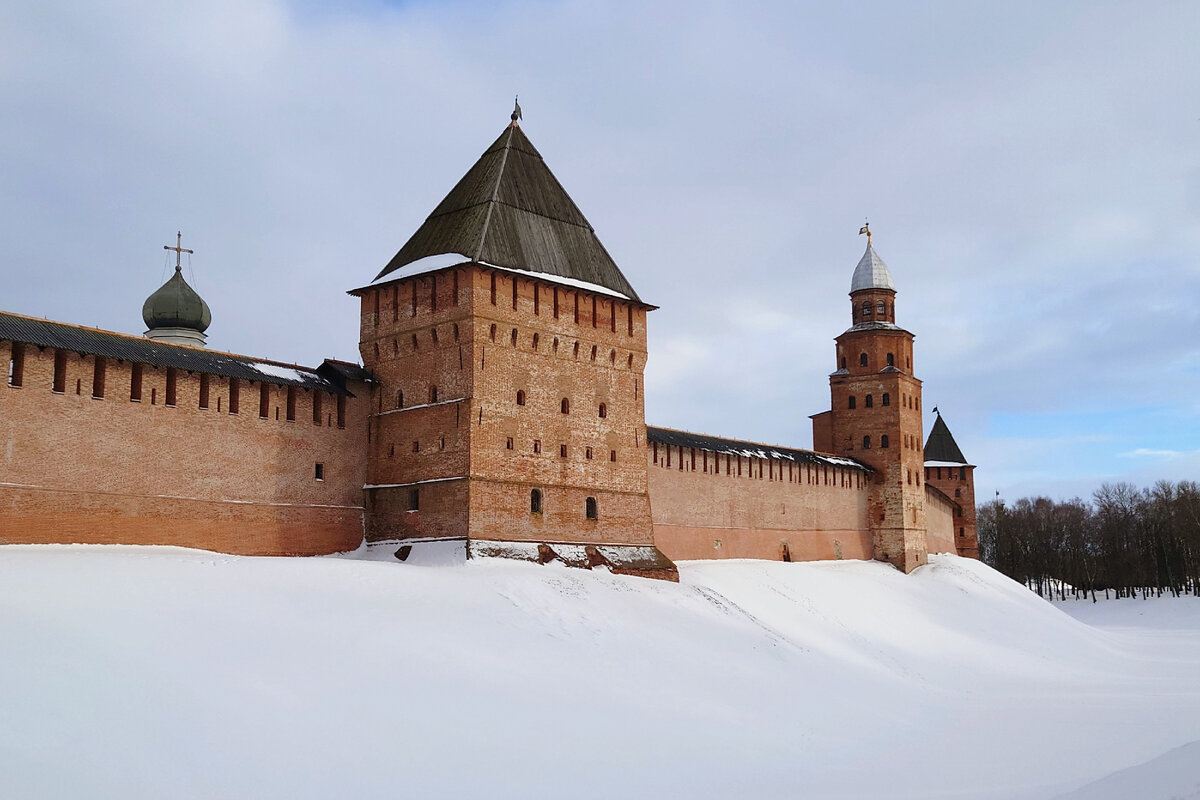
[0,310,360,395]
[924,413,969,464]
[647,426,871,471]
[374,122,642,302]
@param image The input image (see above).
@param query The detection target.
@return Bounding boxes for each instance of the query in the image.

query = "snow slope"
[1,547,1197,800]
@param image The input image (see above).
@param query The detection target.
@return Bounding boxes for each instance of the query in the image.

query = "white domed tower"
[142,233,211,347]
[812,226,928,573]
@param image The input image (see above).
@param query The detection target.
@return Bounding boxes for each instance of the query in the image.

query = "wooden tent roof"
[375,122,642,302]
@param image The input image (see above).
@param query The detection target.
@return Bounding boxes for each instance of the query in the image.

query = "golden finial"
[163,231,194,272]
[858,220,871,244]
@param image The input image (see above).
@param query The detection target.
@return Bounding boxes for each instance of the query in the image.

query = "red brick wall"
[356,265,656,547]
[0,340,369,555]
[925,485,958,555]
[925,464,979,558]
[647,441,872,562]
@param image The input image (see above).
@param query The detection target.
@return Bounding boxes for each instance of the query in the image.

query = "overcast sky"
[2,0,1197,504]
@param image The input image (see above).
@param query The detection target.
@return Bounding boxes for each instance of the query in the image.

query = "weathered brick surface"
[925,464,979,558]
[815,290,930,573]
[0,339,369,554]
[355,265,657,548]
[925,484,958,555]
[647,442,873,561]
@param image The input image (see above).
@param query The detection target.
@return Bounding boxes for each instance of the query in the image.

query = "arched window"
[429,386,438,403]
[396,391,404,408]
[876,300,885,315]
[598,403,607,418]
[561,398,570,414]
[882,393,890,406]
[530,488,542,514]
[954,488,961,498]
[862,436,871,449]
[862,301,871,317]
[585,497,598,520]
[865,394,873,408]
[880,435,889,448]
[516,390,526,406]
[859,353,868,367]
[848,396,856,409]
[887,353,895,367]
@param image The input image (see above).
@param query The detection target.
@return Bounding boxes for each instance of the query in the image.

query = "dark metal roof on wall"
[0,310,359,395]
[647,426,871,471]
[374,122,643,302]
[924,413,969,465]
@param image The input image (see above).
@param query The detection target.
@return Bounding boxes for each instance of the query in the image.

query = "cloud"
[2,0,1198,500]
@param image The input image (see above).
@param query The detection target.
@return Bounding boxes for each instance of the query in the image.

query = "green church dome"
[142,267,212,333]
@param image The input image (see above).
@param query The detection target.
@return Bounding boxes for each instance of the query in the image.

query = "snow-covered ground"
[2,546,1198,800]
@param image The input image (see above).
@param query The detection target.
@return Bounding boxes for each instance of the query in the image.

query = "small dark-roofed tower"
[812,232,927,573]
[924,412,979,559]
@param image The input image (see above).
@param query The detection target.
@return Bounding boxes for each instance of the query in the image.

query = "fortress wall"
[924,485,958,555]
[0,341,369,555]
[926,464,979,558]
[647,442,872,562]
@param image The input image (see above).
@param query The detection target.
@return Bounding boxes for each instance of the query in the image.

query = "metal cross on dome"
[163,231,193,272]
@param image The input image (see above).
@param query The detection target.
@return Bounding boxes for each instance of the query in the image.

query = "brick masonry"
[0,339,368,555]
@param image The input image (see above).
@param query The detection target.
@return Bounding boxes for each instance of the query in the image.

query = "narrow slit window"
[286,386,296,421]
[315,463,325,481]
[313,391,323,424]
[408,488,419,511]
[130,363,143,401]
[336,394,345,428]
[516,390,526,406]
[429,386,438,403]
[585,497,598,520]
[91,357,106,399]
[259,383,270,418]
[199,374,210,409]
[229,378,240,414]
[598,403,607,418]
[560,398,570,414]
[165,368,177,407]
[8,343,25,387]
[531,489,542,514]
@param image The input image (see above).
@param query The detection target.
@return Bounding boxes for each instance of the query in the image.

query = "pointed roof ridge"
[850,241,895,293]
[924,412,969,465]
[375,122,642,302]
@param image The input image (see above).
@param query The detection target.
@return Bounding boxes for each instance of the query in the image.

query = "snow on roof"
[367,254,632,301]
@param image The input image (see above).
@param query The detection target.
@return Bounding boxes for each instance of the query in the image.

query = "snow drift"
[1,547,1198,800]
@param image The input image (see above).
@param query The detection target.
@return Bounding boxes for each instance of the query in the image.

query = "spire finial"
[858,219,871,244]
[511,95,522,125]
[163,231,194,272]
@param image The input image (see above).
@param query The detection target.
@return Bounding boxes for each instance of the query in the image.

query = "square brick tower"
[348,111,675,579]
[811,231,928,572]
[924,412,979,559]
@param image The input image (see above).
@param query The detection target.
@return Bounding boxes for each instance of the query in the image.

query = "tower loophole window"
[859,353,868,367]
[865,394,873,408]
[862,436,871,449]
[848,396,856,409]
[585,497,598,520]
[531,489,542,514]
[862,301,871,318]
[880,435,889,448]
[598,403,607,418]
[882,393,890,406]
[887,353,895,367]
[877,301,886,316]
[560,398,570,414]
[516,390,526,406]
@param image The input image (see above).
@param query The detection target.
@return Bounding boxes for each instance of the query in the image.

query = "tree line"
[977,480,1200,599]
